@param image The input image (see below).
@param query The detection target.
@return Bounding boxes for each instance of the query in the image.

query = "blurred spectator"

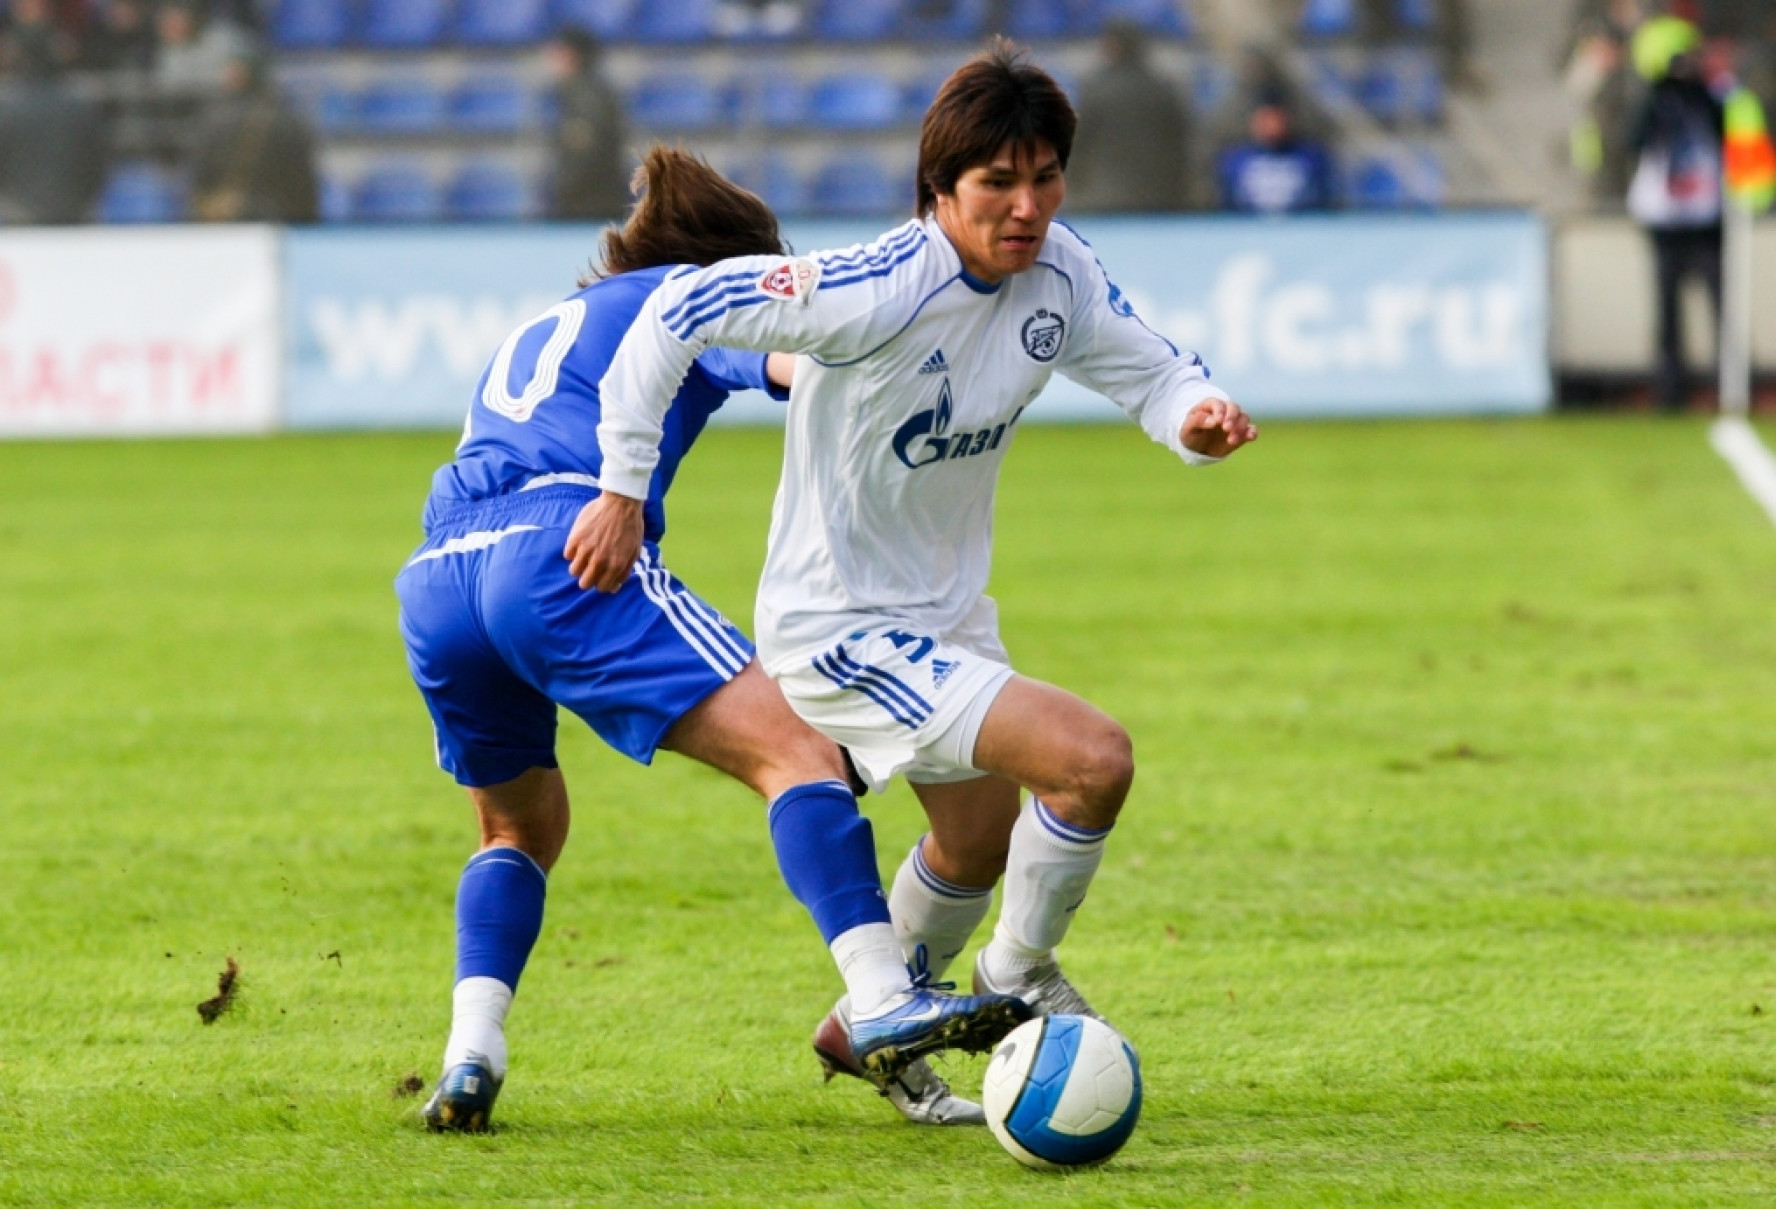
[1216,92,1338,214]
[3,0,82,77]
[156,0,255,94]
[1068,20,1194,213]
[714,0,802,38]
[0,24,110,222]
[1563,0,1646,204]
[1624,16,1725,409]
[84,0,158,74]
[547,27,628,220]
[190,47,319,222]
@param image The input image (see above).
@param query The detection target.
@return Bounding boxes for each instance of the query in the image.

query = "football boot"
[812,996,986,1126]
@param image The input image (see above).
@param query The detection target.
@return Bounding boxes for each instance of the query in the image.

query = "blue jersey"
[423,264,782,542]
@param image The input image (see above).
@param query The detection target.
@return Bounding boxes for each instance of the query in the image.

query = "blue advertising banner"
[283,213,1548,429]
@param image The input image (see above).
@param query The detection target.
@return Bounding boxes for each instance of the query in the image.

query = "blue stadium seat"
[749,75,806,128]
[320,173,354,222]
[1003,0,1079,39]
[809,0,899,41]
[448,160,533,220]
[97,163,187,224]
[362,0,451,48]
[629,0,714,43]
[900,0,985,41]
[551,0,633,39]
[1092,0,1192,37]
[280,74,358,133]
[355,161,443,221]
[807,73,902,130]
[1394,0,1434,33]
[271,0,352,48]
[809,154,903,216]
[730,154,807,216]
[1299,0,1355,38]
[1304,54,1355,109]
[451,75,533,132]
[358,78,447,134]
[628,73,732,129]
[1360,51,1443,124]
[900,69,948,121]
[456,0,551,44]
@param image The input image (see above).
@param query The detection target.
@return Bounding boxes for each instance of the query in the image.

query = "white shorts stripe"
[633,550,748,679]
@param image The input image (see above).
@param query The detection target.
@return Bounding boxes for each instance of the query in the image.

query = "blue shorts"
[395,485,754,787]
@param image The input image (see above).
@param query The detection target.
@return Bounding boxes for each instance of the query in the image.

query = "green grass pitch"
[0,417,1772,1206]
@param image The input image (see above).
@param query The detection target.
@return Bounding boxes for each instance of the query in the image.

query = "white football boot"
[811,996,987,1126]
[972,950,1105,1022]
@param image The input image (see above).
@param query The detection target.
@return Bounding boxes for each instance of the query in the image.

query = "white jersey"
[599,214,1229,673]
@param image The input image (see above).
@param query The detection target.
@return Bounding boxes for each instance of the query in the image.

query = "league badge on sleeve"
[759,257,822,306]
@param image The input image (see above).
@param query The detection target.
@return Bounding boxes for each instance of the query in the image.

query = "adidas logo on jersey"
[931,658,959,688]
[917,349,949,375]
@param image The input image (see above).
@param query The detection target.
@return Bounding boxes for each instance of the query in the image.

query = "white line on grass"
[1710,416,1776,528]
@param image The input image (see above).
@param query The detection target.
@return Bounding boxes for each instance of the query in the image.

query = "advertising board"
[0,226,279,436]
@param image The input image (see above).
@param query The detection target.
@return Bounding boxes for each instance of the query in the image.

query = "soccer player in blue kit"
[394,149,1027,1133]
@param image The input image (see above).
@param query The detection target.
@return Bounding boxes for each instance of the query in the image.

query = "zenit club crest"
[1021,309,1065,362]
[758,257,821,305]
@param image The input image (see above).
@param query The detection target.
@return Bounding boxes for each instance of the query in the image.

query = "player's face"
[934,140,1066,285]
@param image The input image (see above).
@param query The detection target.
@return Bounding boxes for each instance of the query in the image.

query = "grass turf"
[0,417,1771,1206]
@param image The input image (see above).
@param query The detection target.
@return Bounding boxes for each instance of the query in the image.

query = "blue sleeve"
[693,348,788,401]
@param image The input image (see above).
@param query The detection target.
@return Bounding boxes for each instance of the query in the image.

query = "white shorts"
[774,598,1015,794]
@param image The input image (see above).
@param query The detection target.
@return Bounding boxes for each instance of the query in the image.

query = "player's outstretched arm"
[1180,398,1258,460]
[564,492,644,593]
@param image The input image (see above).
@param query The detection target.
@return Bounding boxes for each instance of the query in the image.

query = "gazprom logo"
[891,379,1018,470]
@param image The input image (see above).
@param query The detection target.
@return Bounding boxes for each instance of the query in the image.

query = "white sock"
[442,975,514,1082]
[890,836,994,982]
[981,797,1109,983]
[830,921,913,1016]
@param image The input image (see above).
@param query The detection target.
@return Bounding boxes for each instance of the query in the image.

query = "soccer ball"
[980,1014,1143,1170]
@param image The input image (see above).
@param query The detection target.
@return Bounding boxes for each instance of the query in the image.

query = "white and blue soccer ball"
[980,1014,1143,1170]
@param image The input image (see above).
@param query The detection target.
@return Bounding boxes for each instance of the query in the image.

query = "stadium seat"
[456,0,551,45]
[628,74,732,130]
[808,0,899,42]
[279,73,358,133]
[729,153,807,216]
[96,163,187,224]
[1299,0,1355,38]
[1304,54,1356,110]
[1359,51,1443,125]
[320,173,353,222]
[809,154,903,216]
[748,74,806,128]
[629,0,714,43]
[354,161,443,221]
[1394,0,1434,33]
[448,160,534,220]
[271,0,352,48]
[807,73,902,130]
[900,0,985,41]
[450,75,533,133]
[1003,0,1069,38]
[357,78,448,134]
[551,0,634,39]
[362,0,451,48]
[900,69,948,122]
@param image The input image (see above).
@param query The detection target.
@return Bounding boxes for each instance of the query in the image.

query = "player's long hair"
[916,38,1077,217]
[588,146,786,282]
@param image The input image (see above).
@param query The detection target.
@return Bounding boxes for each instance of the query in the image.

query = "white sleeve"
[1052,232,1230,466]
[596,254,885,499]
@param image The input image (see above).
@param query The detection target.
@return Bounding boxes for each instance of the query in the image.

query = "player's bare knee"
[1069,723,1134,827]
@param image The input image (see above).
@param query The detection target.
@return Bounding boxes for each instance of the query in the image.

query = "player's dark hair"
[589,146,786,282]
[915,39,1076,217]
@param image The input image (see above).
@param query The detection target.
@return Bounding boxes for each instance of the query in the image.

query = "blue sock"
[454,846,548,990]
[767,780,892,944]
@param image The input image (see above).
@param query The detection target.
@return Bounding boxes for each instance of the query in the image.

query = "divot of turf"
[195,957,241,1025]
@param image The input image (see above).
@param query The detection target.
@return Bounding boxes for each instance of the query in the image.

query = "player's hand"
[1180,399,1258,459]
[565,492,645,592]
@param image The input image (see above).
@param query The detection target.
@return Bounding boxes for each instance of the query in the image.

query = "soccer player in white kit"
[572,42,1257,1119]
